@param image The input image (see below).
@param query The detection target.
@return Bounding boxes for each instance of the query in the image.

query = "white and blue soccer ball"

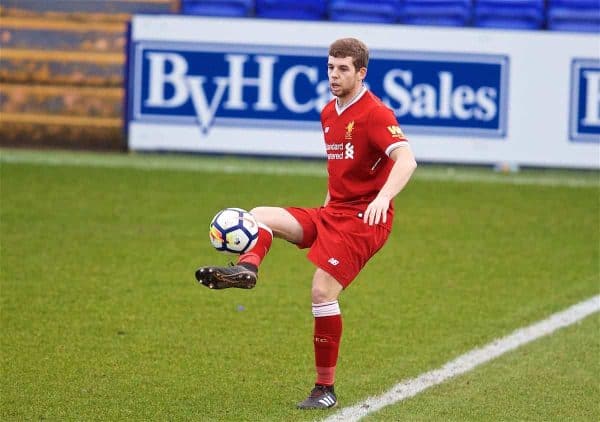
[209,208,259,254]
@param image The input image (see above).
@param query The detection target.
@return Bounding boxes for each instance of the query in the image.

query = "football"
[209,208,259,253]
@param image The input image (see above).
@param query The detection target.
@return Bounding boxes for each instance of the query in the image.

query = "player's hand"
[363,194,390,226]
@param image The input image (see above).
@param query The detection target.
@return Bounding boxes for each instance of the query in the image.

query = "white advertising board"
[127,15,600,168]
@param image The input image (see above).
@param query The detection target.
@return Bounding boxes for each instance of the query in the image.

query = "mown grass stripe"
[1,149,598,188]
[323,295,600,422]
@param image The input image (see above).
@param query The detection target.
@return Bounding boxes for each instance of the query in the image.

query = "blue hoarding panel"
[129,42,509,138]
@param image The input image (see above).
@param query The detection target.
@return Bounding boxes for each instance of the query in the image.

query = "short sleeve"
[368,105,409,156]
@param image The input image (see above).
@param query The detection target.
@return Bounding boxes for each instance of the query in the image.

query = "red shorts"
[285,206,391,288]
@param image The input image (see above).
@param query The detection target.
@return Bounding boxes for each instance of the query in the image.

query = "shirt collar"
[335,85,367,115]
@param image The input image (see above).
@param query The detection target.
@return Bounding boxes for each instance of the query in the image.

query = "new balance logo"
[328,257,339,266]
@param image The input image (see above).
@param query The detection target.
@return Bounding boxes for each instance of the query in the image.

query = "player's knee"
[250,206,303,243]
[311,269,343,303]
[311,285,330,303]
[250,206,278,229]
[311,284,340,303]
[249,206,270,221]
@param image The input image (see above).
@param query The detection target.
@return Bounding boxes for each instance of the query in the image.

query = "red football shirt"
[321,87,409,228]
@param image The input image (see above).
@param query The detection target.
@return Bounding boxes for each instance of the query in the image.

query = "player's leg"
[297,268,343,409]
[236,206,303,271]
[195,207,303,289]
[297,209,392,409]
[250,206,304,243]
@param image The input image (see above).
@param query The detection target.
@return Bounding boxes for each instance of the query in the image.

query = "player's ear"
[358,67,367,81]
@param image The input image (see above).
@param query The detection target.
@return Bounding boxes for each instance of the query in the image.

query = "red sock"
[312,301,342,386]
[237,224,272,270]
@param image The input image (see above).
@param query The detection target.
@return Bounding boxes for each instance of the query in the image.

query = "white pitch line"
[1,150,599,188]
[0,152,327,177]
[323,294,600,422]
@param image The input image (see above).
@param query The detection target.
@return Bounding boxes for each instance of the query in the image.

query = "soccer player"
[195,38,417,409]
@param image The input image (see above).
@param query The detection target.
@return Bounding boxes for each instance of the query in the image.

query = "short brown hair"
[328,38,369,71]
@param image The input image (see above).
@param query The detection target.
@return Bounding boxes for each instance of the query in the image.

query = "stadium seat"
[329,0,403,24]
[547,0,600,33]
[474,0,545,30]
[401,0,472,27]
[255,0,327,20]
[181,0,253,17]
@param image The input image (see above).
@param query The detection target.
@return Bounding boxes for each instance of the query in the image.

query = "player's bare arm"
[363,146,417,226]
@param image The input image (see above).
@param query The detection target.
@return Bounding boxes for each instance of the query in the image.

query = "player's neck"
[336,84,365,109]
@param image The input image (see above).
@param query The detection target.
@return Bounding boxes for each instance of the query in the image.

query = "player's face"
[328,56,366,103]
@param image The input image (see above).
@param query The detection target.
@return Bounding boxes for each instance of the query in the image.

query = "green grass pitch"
[1,149,598,421]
